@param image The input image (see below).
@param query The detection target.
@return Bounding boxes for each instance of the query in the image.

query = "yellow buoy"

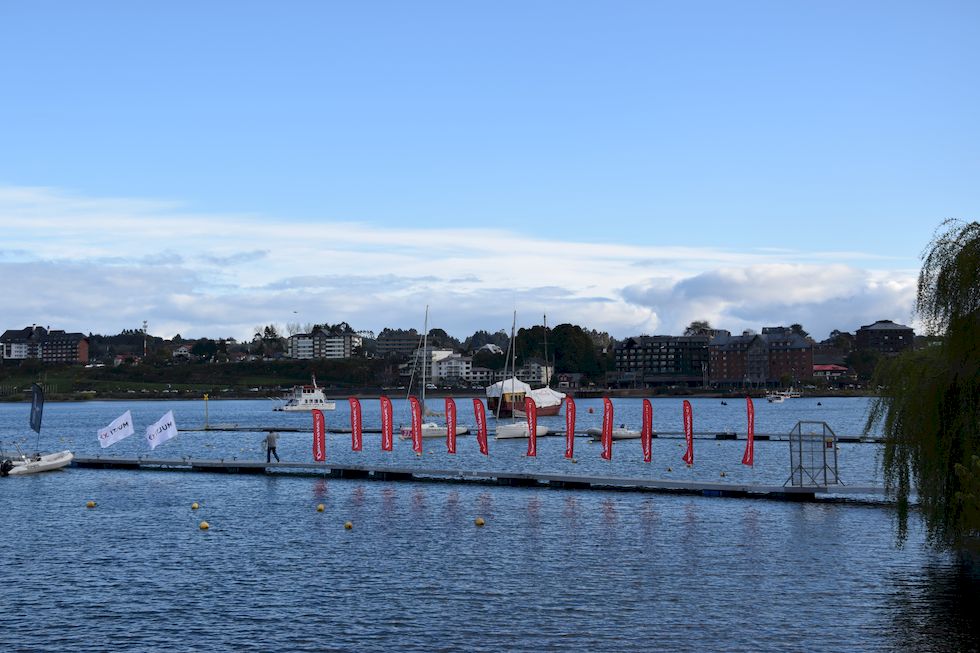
[199,521,210,530]
[475,517,485,527]
[86,500,96,508]
[191,502,199,510]
[316,503,325,512]
[344,521,353,530]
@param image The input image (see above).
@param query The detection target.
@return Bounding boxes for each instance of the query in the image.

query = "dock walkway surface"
[72,456,888,504]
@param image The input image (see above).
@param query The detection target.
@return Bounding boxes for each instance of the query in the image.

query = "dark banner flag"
[682,399,694,465]
[564,396,576,459]
[30,383,44,434]
[742,397,755,466]
[641,398,653,463]
[525,397,538,457]
[348,397,363,452]
[409,396,423,454]
[601,397,613,460]
[380,396,393,451]
[312,409,326,462]
[473,398,489,456]
[446,397,457,454]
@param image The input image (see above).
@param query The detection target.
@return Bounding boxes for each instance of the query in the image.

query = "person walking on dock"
[265,431,280,463]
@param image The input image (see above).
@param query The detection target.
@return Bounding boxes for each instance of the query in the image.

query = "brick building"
[709,327,812,387]
[855,320,915,355]
[1,325,89,364]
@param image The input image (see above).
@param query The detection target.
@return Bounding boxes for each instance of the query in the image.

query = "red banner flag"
[742,397,755,466]
[601,397,613,460]
[312,409,325,462]
[348,397,362,451]
[409,396,423,454]
[446,397,457,454]
[682,399,694,465]
[564,396,576,459]
[380,396,393,451]
[525,397,538,457]
[641,398,653,463]
[473,398,488,456]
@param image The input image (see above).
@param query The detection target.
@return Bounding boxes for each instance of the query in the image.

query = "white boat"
[400,423,470,440]
[494,422,550,439]
[274,376,336,411]
[5,450,74,476]
[766,388,802,403]
[586,427,642,440]
[1,384,73,477]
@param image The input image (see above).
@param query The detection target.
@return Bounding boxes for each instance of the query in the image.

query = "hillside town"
[1,318,919,391]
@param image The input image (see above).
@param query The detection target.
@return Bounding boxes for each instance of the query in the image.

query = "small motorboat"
[399,423,470,439]
[4,450,74,476]
[586,427,642,440]
[494,422,550,439]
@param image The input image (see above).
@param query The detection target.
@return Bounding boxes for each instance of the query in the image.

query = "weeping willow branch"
[867,219,980,549]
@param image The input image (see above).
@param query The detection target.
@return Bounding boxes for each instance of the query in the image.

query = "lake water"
[1,397,978,651]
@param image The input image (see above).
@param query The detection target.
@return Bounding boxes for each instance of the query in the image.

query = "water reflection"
[888,558,980,653]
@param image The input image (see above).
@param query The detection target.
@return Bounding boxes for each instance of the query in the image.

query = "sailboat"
[513,314,565,417]
[492,312,550,440]
[1,383,73,477]
[399,306,469,439]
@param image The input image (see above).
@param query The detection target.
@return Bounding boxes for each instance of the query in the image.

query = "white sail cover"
[485,377,532,398]
[527,386,566,408]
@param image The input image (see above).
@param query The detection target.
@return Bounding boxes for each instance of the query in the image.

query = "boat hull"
[399,424,470,440]
[494,423,550,439]
[585,428,642,440]
[274,402,337,412]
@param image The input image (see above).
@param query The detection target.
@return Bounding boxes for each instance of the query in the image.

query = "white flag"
[98,410,135,448]
[145,410,178,450]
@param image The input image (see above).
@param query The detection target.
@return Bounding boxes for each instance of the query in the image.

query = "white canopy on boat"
[485,377,532,398]
[527,386,566,408]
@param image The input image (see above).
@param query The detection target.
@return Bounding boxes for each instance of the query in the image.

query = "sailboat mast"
[421,305,429,409]
[543,313,550,387]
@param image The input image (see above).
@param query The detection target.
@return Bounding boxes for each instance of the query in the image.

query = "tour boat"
[274,376,336,411]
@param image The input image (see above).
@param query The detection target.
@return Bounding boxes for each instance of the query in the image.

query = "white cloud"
[622,264,919,339]
[0,185,920,341]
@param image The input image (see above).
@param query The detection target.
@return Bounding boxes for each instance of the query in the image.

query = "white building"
[287,330,362,360]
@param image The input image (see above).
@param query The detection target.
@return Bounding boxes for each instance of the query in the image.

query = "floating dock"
[192,425,884,443]
[71,456,887,504]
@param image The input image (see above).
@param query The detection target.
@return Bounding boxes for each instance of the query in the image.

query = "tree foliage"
[684,320,712,336]
[867,220,980,548]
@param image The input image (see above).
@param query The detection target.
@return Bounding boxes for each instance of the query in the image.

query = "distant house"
[172,345,193,361]
[855,320,915,355]
[813,364,849,381]
[1,325,89,364]
[556,373,583,390]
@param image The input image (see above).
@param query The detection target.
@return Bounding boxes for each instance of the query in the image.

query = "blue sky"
[1,2,977,342]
